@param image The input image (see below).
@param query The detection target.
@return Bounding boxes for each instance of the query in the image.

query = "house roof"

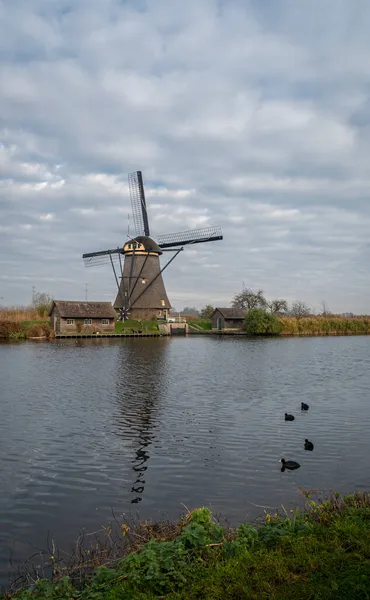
[49,301,116,318]
[212,307,246,319]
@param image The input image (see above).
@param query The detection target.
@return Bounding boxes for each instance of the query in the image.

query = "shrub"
[26,323,51,339]
[244,309,282,335]
[0,321,24,339]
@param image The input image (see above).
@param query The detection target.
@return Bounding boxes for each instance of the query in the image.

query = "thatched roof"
[213,307,246,319]
[49,301,116,318]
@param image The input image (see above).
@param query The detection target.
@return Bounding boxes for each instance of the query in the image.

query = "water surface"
[1,335,370,586]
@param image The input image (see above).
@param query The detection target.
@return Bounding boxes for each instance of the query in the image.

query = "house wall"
[211,310,224,330]
[225,318,244,330]
[50,307,61,334]
[211,311,244,330]
[58,317,115,334]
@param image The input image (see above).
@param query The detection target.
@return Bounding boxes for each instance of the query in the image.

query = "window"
[84,319,92,325]
[161,300,165,306]
[101,319,109,325]
[66,319,74,325]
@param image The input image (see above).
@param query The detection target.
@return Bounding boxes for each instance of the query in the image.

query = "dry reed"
[0,307,43,322]
[279,315,370,336]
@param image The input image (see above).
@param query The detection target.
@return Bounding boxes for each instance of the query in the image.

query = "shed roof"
[49,301,116,318]
[213,307,246,319]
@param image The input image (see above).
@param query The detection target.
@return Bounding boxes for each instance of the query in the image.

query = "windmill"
[83,171,223,321]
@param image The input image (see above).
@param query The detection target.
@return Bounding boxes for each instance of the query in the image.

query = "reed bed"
[0,307,51,339]
[278,315,370,336]
[0,307,43,322]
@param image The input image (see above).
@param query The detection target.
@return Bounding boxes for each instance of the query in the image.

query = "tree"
[268,299,288,314]
[182,306,199,316]
[320,300,331,316]
[231,288,267,310]
[199,305,214,319]
[244,308,282,335]
[32,292,54,317]
[290,300,310,319]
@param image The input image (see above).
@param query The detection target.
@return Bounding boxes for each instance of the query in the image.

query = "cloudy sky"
[1,0,370,313]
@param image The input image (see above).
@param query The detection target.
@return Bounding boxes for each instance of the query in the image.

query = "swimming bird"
[301,402,309,411]
[280,458,300,470]
[285,413,295,421]
[304,439,314,451]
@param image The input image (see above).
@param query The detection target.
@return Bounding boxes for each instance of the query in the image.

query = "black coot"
[285,413,295,421]
[280,458,300,470]
[304,439,314,451]
[301,402,309,411]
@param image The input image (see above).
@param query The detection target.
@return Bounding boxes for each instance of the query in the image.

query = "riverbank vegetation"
[114,320,159,333]
[279,314,370,336]
[3,492,370,599]
[188,320,212,330]
[0,306,51,340]
[242,309,370,336]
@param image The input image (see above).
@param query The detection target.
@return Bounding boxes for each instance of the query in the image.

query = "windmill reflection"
[114,338,170,504]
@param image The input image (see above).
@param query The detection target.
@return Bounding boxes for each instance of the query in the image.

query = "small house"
[49,301,116,334]
[211,307,246,331]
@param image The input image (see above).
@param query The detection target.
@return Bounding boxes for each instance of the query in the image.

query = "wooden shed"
[211,307,246,331]
[49,301,116,334]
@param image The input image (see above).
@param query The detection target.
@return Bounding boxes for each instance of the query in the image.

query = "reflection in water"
[113,339,170,503]
[2,335,370,588]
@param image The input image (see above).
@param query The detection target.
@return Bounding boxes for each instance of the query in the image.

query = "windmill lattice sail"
[82,171,223,320]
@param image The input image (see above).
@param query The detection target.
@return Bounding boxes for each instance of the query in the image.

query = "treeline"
[191,287,369,336]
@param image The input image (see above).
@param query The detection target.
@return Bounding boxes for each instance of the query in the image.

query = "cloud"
[1,0,370,312]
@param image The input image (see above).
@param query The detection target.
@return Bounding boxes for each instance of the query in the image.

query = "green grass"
[20,320,49,327]
[114,320,159,334]
[6,493,370,600]
[189,320,212,330]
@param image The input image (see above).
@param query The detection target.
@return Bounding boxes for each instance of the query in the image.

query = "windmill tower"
[83,171,223,320]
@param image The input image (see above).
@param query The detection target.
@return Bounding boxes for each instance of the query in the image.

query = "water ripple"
[1,335,370,586]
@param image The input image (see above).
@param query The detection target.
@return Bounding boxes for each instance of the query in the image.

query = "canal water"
[1,335,370,586]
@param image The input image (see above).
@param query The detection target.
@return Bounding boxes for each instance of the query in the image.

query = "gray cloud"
[1,0,370,312]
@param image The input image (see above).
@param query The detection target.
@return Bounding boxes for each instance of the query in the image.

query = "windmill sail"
[82,170,223,321]
[157,225,223,248]
[129,171,150,237]
[82,248,121,267]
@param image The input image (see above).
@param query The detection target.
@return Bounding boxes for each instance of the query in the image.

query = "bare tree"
[268,299,288,314]
[290,300,310,319]
[320,300,331,316]
[32,292,54,317]
[231,288,267,310]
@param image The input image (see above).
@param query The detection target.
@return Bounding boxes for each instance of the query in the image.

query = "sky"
[1,0,370,313]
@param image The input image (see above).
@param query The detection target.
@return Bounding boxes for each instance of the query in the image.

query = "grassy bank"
[114,320,159,334]
[4,492,370,599]
[188,320,212,330]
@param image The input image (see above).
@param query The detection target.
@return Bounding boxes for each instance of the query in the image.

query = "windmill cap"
[132,236,162,254]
